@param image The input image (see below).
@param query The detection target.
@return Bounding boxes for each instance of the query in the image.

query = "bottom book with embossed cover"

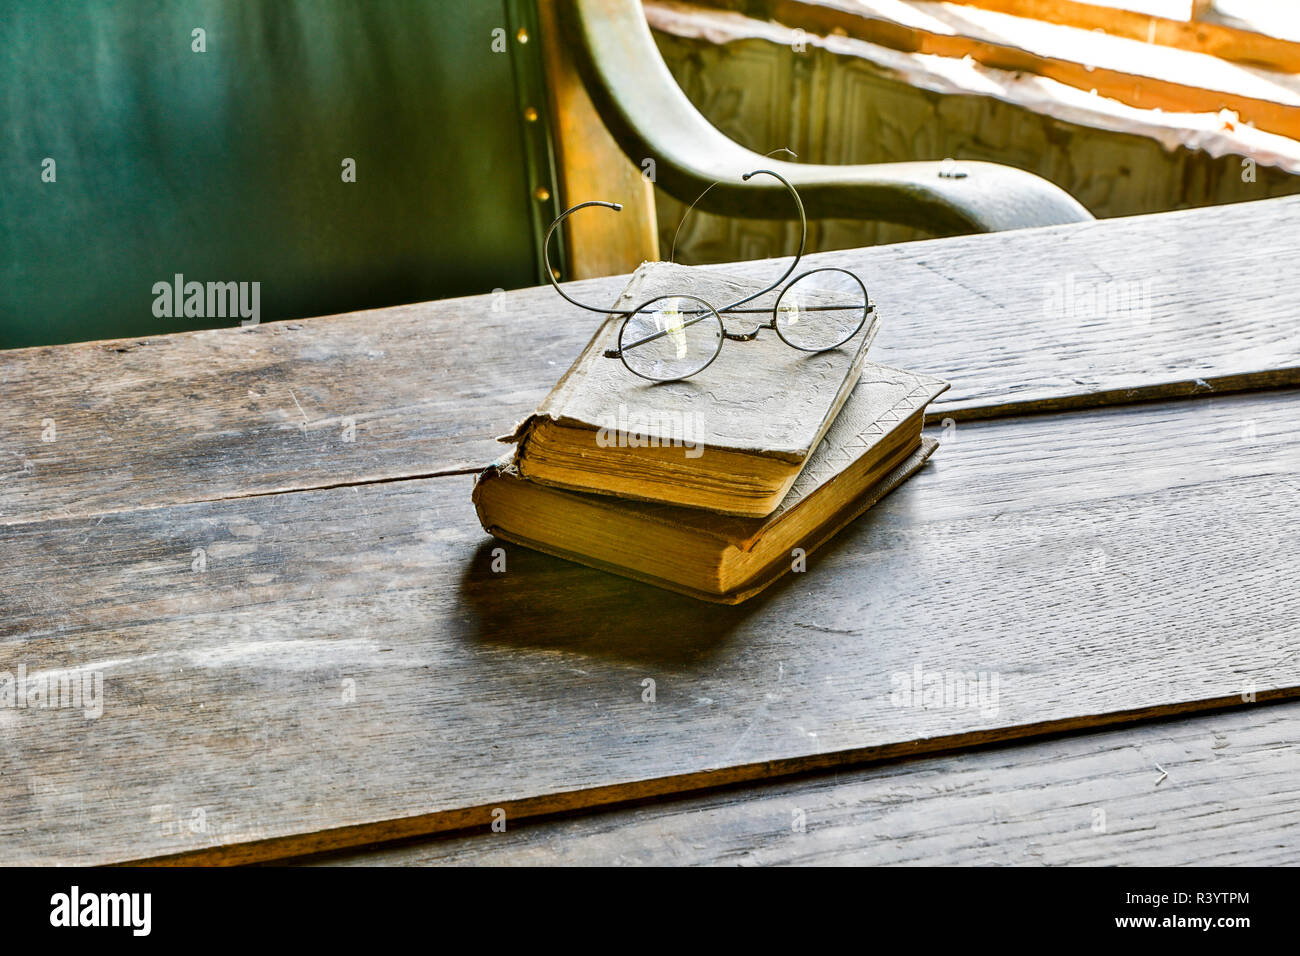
[472,363,948,604]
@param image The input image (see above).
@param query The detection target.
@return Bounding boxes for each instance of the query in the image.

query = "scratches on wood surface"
[2,390,1297,863]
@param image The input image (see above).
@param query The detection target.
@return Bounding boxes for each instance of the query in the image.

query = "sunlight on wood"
[1212,0,1300,43]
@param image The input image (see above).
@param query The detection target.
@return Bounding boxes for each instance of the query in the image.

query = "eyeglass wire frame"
[542,168,873,382]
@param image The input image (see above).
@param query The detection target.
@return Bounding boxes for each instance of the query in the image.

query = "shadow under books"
[454,503,895,669]
[455,539,756,668]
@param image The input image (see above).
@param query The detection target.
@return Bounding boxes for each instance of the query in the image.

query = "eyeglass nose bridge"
[721,319,773,342]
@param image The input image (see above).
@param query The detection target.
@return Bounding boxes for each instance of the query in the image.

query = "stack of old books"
[473,262,948,603]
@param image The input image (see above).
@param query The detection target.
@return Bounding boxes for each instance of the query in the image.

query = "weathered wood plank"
[3,389,1297,864]
[2,196,1298,525]
[313,701,1300,866]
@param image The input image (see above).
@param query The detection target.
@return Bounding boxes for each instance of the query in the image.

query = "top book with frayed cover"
[501,261,878,517]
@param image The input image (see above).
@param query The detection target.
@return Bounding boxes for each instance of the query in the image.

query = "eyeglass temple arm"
[545,167,807,319]
[543,201,634,315]
[710,169,807,314]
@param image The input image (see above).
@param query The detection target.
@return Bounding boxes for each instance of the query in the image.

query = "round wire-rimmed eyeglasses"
[543,166,874,383]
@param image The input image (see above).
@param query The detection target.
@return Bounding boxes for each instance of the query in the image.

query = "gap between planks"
[4,389,1298,865]
[2,195,1298,527]
[0,374,1293,532]
[299,696,1300,867]
[139,691,1300,866]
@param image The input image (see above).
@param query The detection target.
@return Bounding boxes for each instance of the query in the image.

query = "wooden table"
[3,196,1298,866]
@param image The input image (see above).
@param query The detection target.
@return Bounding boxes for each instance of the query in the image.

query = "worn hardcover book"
[502,261,879,517]
[476,364,948,603]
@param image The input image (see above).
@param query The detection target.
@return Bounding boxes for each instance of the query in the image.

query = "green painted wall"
[2,0,543,349]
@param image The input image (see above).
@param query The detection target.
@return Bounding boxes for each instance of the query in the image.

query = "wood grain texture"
[1,195,1297,526]
[3,389,1297,864]
[312,701,1300,866]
